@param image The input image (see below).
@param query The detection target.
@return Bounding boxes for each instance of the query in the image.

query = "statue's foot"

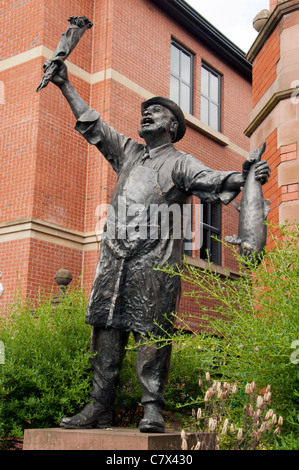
[139,403,165,433]
[60,402,112,429]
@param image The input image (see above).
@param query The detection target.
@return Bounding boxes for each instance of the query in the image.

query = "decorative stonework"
[253,9,271,32]
[52,268,73,306]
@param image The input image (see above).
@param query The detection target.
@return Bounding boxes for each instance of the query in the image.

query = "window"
[200,202,222,265]
[170,41,193,114]
[201,63,222,131]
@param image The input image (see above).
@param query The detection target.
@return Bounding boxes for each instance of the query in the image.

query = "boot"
[59,401,112,429]
[139,403,165,433]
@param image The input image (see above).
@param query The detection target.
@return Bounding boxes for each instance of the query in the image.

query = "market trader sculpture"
[43,58,270,433]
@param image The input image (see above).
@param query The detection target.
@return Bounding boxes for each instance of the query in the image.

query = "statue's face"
[139,104,178,142]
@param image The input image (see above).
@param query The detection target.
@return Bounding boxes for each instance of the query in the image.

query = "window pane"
[201,66,209,96]
[170,75,180,104]
[201,96,209,125]
[201,202,208,225]
[181,83,191,113]
[210,73,220,104]
[210,102,219,131]
[171,44,180,75]
[211,202,221,229]
[211,234,221,264]
[201,64,221,131]
[170,41,193,114]
[181,52,191,83]
[200,229,209,261]
[200,202,222,265]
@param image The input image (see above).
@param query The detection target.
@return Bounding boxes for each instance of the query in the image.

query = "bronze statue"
[40,56,270,433]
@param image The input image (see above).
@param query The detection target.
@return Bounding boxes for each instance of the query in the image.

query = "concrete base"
[23,427,197,451]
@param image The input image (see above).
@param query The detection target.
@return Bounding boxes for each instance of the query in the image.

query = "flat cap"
[141,96,186,142]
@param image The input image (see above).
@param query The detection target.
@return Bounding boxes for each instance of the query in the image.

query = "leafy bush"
[156,222,299,449]
[0,286,93,442]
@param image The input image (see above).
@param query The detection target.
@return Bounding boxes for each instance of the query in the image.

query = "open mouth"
[142,117,154,126]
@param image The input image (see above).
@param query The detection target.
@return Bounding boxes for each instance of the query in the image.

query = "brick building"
[246,0,299,243]
[0,0,253,316]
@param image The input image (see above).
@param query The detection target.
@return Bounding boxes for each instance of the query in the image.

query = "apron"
[86,160,182,336]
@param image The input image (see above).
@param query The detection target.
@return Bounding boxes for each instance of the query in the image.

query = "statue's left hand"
[254,160,271,185]
[242,159,270,185]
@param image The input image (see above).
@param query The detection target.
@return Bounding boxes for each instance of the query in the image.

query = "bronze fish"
[226,142,270,264]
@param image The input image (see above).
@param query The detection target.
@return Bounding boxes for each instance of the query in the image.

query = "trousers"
[89,327,172,410]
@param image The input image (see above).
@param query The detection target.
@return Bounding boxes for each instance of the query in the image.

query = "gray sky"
[185,0,270,53]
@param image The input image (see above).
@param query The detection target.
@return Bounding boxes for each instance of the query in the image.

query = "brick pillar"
[246,0,299,242]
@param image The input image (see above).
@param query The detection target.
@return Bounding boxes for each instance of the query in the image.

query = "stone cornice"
[244,88,294,137]
[0,218,99,252]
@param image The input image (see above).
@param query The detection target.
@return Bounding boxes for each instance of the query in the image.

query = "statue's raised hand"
[42,58,69,88]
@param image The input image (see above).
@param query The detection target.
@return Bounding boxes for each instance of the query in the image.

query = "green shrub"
[0,286,93,442]
[155,222,299,449]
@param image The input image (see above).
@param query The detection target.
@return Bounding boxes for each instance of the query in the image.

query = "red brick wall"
[263,130,279,227]
[1,60,40,223]
[266,134,299,244]
[252,29,280,107]
[0,239,31,307]
[26,239,83,299]
[1,0,44,59]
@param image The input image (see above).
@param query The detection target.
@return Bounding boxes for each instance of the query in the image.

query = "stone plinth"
[23,427,196,451]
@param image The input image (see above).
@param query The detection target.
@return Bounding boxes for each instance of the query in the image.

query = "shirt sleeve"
[172,153,240,205]
[74,108,137,173]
